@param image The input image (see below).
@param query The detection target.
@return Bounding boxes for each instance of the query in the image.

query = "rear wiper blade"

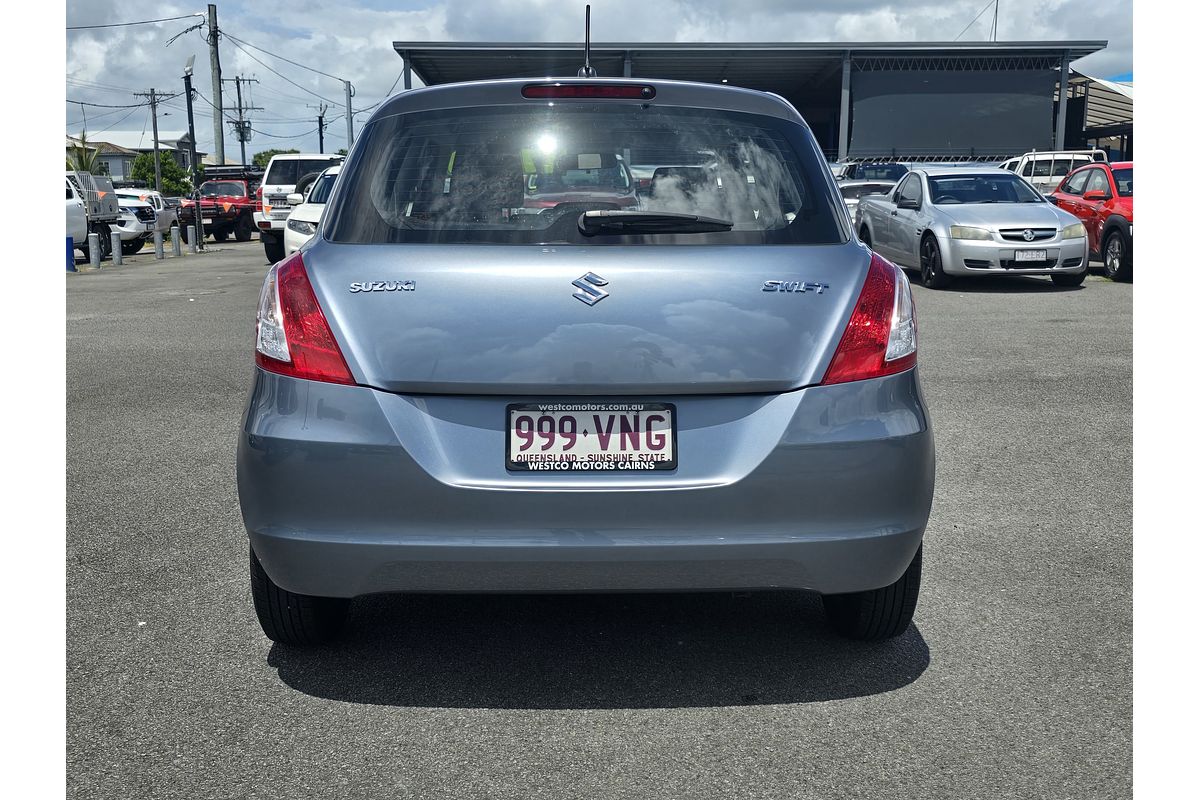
[578,210,734,236]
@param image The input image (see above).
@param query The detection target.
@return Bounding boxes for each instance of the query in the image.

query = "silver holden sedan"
[855,167,1090,289]
[237,78,935,646]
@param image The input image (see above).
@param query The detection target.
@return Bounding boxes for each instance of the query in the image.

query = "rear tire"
[859,225,872,248]
[94,223,113,260]
[1051,270,1087,287]
[250,547,349,646]
[1102,228,1132,282]
[822,545,922,641]
[262,232,285,264]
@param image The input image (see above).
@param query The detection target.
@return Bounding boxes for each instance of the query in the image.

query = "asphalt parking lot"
[66,240,1131,799]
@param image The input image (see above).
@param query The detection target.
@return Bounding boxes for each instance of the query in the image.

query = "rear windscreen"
[265,159,339,187]
[324,104,846,245]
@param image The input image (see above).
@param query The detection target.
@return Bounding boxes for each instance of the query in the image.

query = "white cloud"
[66,0,1132,162]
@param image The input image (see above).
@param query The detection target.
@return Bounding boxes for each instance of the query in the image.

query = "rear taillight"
[254,252,354,385]
[821,252,917,386]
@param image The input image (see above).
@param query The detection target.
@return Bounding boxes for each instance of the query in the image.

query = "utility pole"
[207,3,225,165]
[134,88,170,193]
[222,75,261,165]
[344,81,354,147]
[183,58,200,192]
[308,103,328,153]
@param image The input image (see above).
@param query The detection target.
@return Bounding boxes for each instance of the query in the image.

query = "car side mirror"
[287,193,304,205]
[897,196,920,210]
[1082,189,1110,201]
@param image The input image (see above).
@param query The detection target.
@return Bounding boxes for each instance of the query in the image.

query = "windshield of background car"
[928,174,1044,204]
[1111,167,1132,197]
[855,164,907,181]
[840,182,893,201]
[324,104,847,246]
[200,181,244,197]
[265,159,339,186]
[307,173,337,204]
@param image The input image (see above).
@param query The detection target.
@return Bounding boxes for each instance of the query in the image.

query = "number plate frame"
[505,402,677,472]
[1014,249,1048,262]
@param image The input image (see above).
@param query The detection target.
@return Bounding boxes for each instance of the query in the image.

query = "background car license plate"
[1015,249,1047,262]
[506,403,676,472]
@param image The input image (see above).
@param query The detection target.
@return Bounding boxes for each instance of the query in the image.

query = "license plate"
[1014,249,1047,262]
[144,222,154,231]
[506,403,677,472]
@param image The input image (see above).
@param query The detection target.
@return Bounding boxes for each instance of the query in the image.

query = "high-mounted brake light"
[821,252,917,386]
[522,83,655,100]
[255,252,355,385]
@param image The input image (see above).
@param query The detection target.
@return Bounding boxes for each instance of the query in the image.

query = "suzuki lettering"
[349,280,416,293]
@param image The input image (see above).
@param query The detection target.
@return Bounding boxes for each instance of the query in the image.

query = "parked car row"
[850,155,1133,287]
[66,171,164,258]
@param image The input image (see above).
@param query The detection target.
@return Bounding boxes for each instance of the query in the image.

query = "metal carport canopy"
[391,41,1107,90]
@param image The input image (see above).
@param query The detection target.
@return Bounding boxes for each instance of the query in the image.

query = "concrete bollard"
[88,233,101,269]
[67,237,76,272]
[154,230,165,259]
[189,224,199,254]
[111,231,123,265]
[171,226,182,257]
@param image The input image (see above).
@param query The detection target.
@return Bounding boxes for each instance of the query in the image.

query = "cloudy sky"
[65,0,1132,161]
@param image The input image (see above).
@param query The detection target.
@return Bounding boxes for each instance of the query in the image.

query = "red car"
[1048,161,1133,281]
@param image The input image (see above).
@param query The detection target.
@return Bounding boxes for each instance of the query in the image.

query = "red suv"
[1049,161,1133,281]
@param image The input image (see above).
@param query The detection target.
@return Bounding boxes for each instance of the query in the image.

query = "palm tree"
[66,133,100,173]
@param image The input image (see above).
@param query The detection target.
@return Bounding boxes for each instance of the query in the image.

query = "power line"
[86,106,144,134]
[67,13,203,31]
[351,71,405,117]
[220,30,346,83]
[222,36,342,107]
[67,98,148,109]
[252,126,321,140]
[66,78,140,95]
[67,105,141,125]
[953,0,998,42]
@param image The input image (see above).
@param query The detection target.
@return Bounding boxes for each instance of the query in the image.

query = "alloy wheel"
[1105,236,1123,274]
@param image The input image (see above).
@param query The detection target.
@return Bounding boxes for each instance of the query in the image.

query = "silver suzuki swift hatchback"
[237,78,935,646]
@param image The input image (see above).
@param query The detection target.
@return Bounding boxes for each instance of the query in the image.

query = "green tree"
[337,148,348,156]
[130,152,194,195]
[253,148,299,168]
[66,134,100,173]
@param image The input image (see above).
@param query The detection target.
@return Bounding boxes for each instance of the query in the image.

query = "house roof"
[82,130,177,152]
[66,135,138,156]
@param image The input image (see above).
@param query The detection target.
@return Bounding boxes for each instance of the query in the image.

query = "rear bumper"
[237,370,935,597]
[253,211,287,231]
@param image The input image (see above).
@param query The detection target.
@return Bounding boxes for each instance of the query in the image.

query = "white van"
[998,150,1108,194]
[253,152,343,263]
